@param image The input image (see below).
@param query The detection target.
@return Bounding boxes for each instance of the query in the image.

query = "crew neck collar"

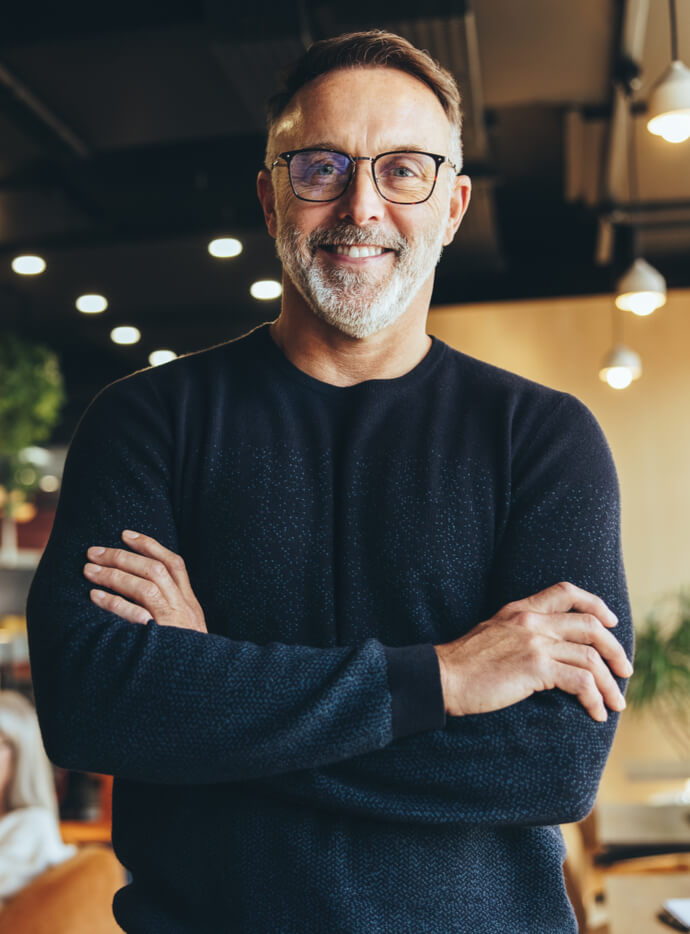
[252,321,445,397]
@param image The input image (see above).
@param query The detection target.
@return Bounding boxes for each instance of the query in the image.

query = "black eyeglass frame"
[269,148,459,205]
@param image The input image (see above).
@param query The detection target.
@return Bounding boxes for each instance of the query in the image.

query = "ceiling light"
[111,326,141,345]
[76,294,108,314]
[208,237,243,258]
[599,345,642,390]
[149,349,177,367]
[647,60,690,143]
[250,280,282,300]
[12,255,46,275]
[615,258,666,315]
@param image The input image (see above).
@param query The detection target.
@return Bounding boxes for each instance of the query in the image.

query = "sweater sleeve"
[25,374,442,786]
[249,394,634,826]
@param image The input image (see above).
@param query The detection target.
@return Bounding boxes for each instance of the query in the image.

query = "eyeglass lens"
[288,151,438,203]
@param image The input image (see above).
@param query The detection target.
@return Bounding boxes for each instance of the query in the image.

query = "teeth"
[332,245,386,258]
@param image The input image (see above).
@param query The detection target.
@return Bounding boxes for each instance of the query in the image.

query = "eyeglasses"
[270,148,458,205]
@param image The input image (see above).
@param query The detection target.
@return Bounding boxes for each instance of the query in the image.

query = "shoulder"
[435,339,603,450]
[98,323,267,400]
[76,324,270,430]
[438,340,567,408]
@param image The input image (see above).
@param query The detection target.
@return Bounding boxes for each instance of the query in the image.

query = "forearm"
[26,375,444,784]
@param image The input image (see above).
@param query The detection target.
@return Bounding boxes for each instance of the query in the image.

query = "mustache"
[306,222,408,254]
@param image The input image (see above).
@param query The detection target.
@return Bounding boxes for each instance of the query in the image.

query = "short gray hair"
[266,30,463,170]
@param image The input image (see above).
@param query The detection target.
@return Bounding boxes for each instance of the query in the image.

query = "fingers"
[545,613,633,679]
[119,531,197,603]
[551,661,610,722]
[524,581,619,628]
[551,642,626,717]
[89,588,151,625]
[83,560,169,618]
[83,532,207,633]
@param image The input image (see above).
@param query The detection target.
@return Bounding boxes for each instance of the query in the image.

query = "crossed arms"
[26,372,633,826]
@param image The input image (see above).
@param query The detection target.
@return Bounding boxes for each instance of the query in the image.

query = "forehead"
[271,66,452,155]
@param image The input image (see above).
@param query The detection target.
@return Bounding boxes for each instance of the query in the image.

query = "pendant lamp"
[599,345,642,390]
[647,0,690,143]
[615,257,667,315]
[616,96,666,315]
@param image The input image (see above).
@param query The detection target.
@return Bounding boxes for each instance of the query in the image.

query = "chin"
[314,310,405,340]
[306,291,410,340]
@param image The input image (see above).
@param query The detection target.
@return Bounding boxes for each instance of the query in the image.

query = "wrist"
[433,645,450,714]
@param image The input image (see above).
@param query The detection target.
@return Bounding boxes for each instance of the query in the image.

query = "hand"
[434,581,633,722]
[83,530,207,633]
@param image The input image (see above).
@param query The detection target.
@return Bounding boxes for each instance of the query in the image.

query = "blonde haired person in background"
[0,690,75,907]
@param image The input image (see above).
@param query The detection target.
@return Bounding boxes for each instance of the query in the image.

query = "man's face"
[259,66,470,339]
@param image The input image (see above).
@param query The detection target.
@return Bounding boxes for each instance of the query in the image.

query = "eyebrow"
[299,142,434,153]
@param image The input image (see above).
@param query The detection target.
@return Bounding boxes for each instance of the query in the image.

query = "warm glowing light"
[13,502,37,523]
[602,367,634,390]
[599,345,641,390]
[614,290,666,316]
[149,349,177,367]
[76,294,108,314]
[647,111,690,143]
[250,279,282,300]
[615,258,666,315]
[208,237,243,258]
[12,255,46,275]
[111,326,141,345]
[646,61,690,143]
[39,475,60,493]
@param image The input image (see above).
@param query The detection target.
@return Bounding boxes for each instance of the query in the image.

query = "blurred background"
[0,2,689,932]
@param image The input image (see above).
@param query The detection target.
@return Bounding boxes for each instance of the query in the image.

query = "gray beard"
[275,219,448,339]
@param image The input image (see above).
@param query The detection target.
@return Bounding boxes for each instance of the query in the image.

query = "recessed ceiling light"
[76,294,108,314]
[250,279,282,300]
[111,326,141,345]
[149,349,177,366]
[12,255,46,275]
[208,237,243,258]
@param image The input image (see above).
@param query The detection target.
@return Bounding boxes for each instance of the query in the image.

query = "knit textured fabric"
[26,323,633,933]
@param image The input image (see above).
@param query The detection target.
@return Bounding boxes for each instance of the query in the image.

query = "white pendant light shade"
[599,345,642,390]
[615,257,667,315]
[647,60,690,143]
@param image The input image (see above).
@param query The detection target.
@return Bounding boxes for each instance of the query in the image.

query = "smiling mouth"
[320,244,392,258]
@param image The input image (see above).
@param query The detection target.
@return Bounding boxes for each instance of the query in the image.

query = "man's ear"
[443,174,472,246]
[257,168,278,239]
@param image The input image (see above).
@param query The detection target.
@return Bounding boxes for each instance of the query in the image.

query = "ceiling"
[1,0,689,444]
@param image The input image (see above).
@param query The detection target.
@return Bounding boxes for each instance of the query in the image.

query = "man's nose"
[336,160,385,225]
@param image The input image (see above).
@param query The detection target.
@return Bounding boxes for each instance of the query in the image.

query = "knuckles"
[515,611,539,632]
[555,580,575,598]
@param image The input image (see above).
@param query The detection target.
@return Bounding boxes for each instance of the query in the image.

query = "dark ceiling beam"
[0,61,90,159]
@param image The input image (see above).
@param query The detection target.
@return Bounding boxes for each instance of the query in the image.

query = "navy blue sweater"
[26,323,632,933]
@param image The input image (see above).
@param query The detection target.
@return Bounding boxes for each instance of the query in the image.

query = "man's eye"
[312,162,337,176]
[379,158,426,179]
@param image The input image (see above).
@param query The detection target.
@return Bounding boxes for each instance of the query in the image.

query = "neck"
[269,277,433,387]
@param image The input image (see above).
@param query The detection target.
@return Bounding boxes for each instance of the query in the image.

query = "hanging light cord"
[669,0,679,61]
[626,100,640,258]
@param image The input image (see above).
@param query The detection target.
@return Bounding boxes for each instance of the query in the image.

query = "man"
[27,30,633,933]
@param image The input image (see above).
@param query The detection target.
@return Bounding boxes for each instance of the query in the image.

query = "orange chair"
[0,845,125,934]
